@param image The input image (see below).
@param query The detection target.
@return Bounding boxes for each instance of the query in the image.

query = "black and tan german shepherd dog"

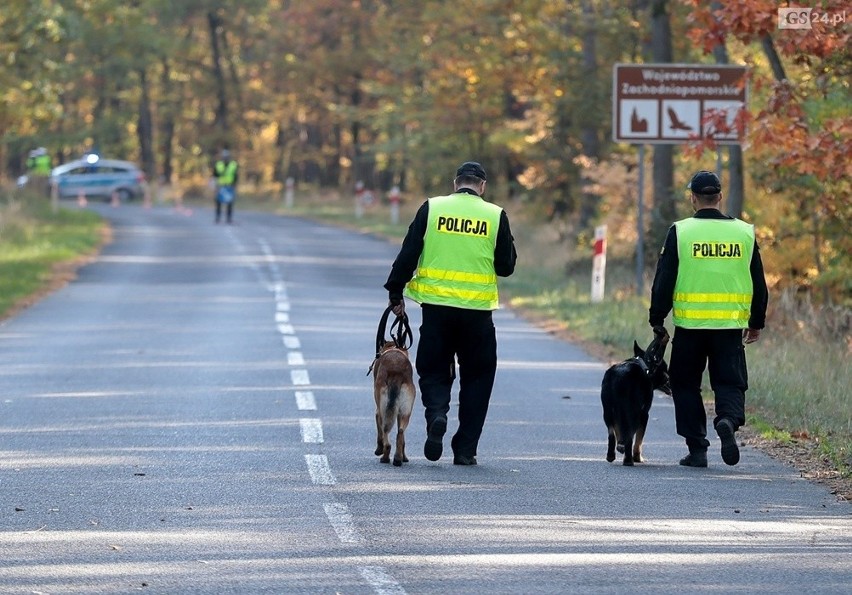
[601,329,672,466]
[368,306,416,467]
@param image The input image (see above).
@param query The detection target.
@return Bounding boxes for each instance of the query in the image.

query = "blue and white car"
[50,155,146,201]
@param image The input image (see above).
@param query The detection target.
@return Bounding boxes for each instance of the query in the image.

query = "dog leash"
[632,328,670,377]
[368,305,414,375]
[374,305,413,354]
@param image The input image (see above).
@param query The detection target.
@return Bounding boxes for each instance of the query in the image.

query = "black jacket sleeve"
[649,225,678,327]
[494,210,517,277]
[748,242,768,330]
[383,201,429,301]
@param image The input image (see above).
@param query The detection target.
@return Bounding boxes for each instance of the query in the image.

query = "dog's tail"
[385,382,400,415]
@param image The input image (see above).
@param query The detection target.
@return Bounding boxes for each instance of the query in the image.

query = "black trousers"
[215,200,233,222]
[416,304,497,457]
[669,327,749,451]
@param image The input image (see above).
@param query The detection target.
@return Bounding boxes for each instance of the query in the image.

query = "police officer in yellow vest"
[27,148,52,176]
[650,171,768,468]
[385,162,517,465]
[213,149,239,224]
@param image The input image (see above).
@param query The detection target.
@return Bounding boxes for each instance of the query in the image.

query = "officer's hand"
[652,325,668,338]
[743,328,760,344]
[390,298,405,318]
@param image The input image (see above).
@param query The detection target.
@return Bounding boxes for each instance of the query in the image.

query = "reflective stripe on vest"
[404,193,502,310]
[215,160,237,185]
[672,217,754,329]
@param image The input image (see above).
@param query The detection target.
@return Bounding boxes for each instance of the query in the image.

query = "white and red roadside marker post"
[284,176,295,208]
[388,185,401,225]
[591,224,607,303]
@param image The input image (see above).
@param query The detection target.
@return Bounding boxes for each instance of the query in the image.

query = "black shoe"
[453,454,477,466]
[715,418,740,466]
[679,450,708,467]
[424,416,447,461]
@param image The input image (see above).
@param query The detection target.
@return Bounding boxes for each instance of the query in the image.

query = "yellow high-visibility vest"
[673,217,755,329]
[215,160,238,185]
[404,193,502,310]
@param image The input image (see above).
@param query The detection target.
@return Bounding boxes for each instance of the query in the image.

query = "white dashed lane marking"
[261,241,406,593]
[323,503,364,544]
[305,454,336,485]
[360,566,407,594]
[291,369,310,385]
[300,418,324,443]
[295,390,317,411]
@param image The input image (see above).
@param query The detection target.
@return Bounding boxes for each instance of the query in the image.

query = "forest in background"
[1,0,849,306]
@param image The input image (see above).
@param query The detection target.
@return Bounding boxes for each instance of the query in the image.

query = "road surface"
[1,203,849,594]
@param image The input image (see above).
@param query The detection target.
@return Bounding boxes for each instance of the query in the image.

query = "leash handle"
[375,305,413,356]
[390,311,413,350]
[375,305,394,356]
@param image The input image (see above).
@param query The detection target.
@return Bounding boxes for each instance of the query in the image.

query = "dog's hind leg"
[620,419,635,466]
[375,410,385,457]
[376,385,393,463]
[606,426,617,462]
[380,416,393,464]
[380,383,403,464]
[621,433,635,466]
[394,383,415,466]
[394,411,411,466]
[633,410,649,463]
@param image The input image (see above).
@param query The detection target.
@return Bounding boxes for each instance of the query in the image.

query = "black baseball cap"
[456,161,487,181]
[687,170,721,195]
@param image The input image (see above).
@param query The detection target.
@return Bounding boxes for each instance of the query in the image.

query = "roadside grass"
[0,190,104,318]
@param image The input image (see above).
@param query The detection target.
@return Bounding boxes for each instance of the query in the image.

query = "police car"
[50,154,146,201]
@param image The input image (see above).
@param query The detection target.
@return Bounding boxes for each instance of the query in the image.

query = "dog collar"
[631,356,651,376]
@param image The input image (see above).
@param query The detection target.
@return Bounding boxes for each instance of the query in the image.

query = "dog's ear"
[633,340,644,357]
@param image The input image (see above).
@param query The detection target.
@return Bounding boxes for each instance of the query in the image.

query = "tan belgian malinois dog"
[368,306,416,466]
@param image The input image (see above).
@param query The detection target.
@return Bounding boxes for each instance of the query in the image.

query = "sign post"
[612,63,748,296]
[613,63,747,145]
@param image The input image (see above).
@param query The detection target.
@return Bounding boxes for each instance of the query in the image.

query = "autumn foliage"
[684,0,850,301]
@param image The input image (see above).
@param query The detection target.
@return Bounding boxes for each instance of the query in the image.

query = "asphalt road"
[1,202,849,594]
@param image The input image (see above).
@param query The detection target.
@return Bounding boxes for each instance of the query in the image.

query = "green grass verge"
[0,192,105,317]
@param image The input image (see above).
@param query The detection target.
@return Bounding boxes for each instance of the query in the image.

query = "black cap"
[687,171,721,195]
[455,161,487,181]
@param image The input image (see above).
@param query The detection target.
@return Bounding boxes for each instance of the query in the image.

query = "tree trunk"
[578,0,601,230]
[159,59,175,184]
[207,11,229,137]
[649,0,675,255]
[710,2,744,218]
[761,35,787,81]
[136,68,156,182]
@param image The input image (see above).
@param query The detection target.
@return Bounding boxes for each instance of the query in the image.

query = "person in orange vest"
[384,162,517,466]
[649,170,769,468]
[212,149,239,224]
